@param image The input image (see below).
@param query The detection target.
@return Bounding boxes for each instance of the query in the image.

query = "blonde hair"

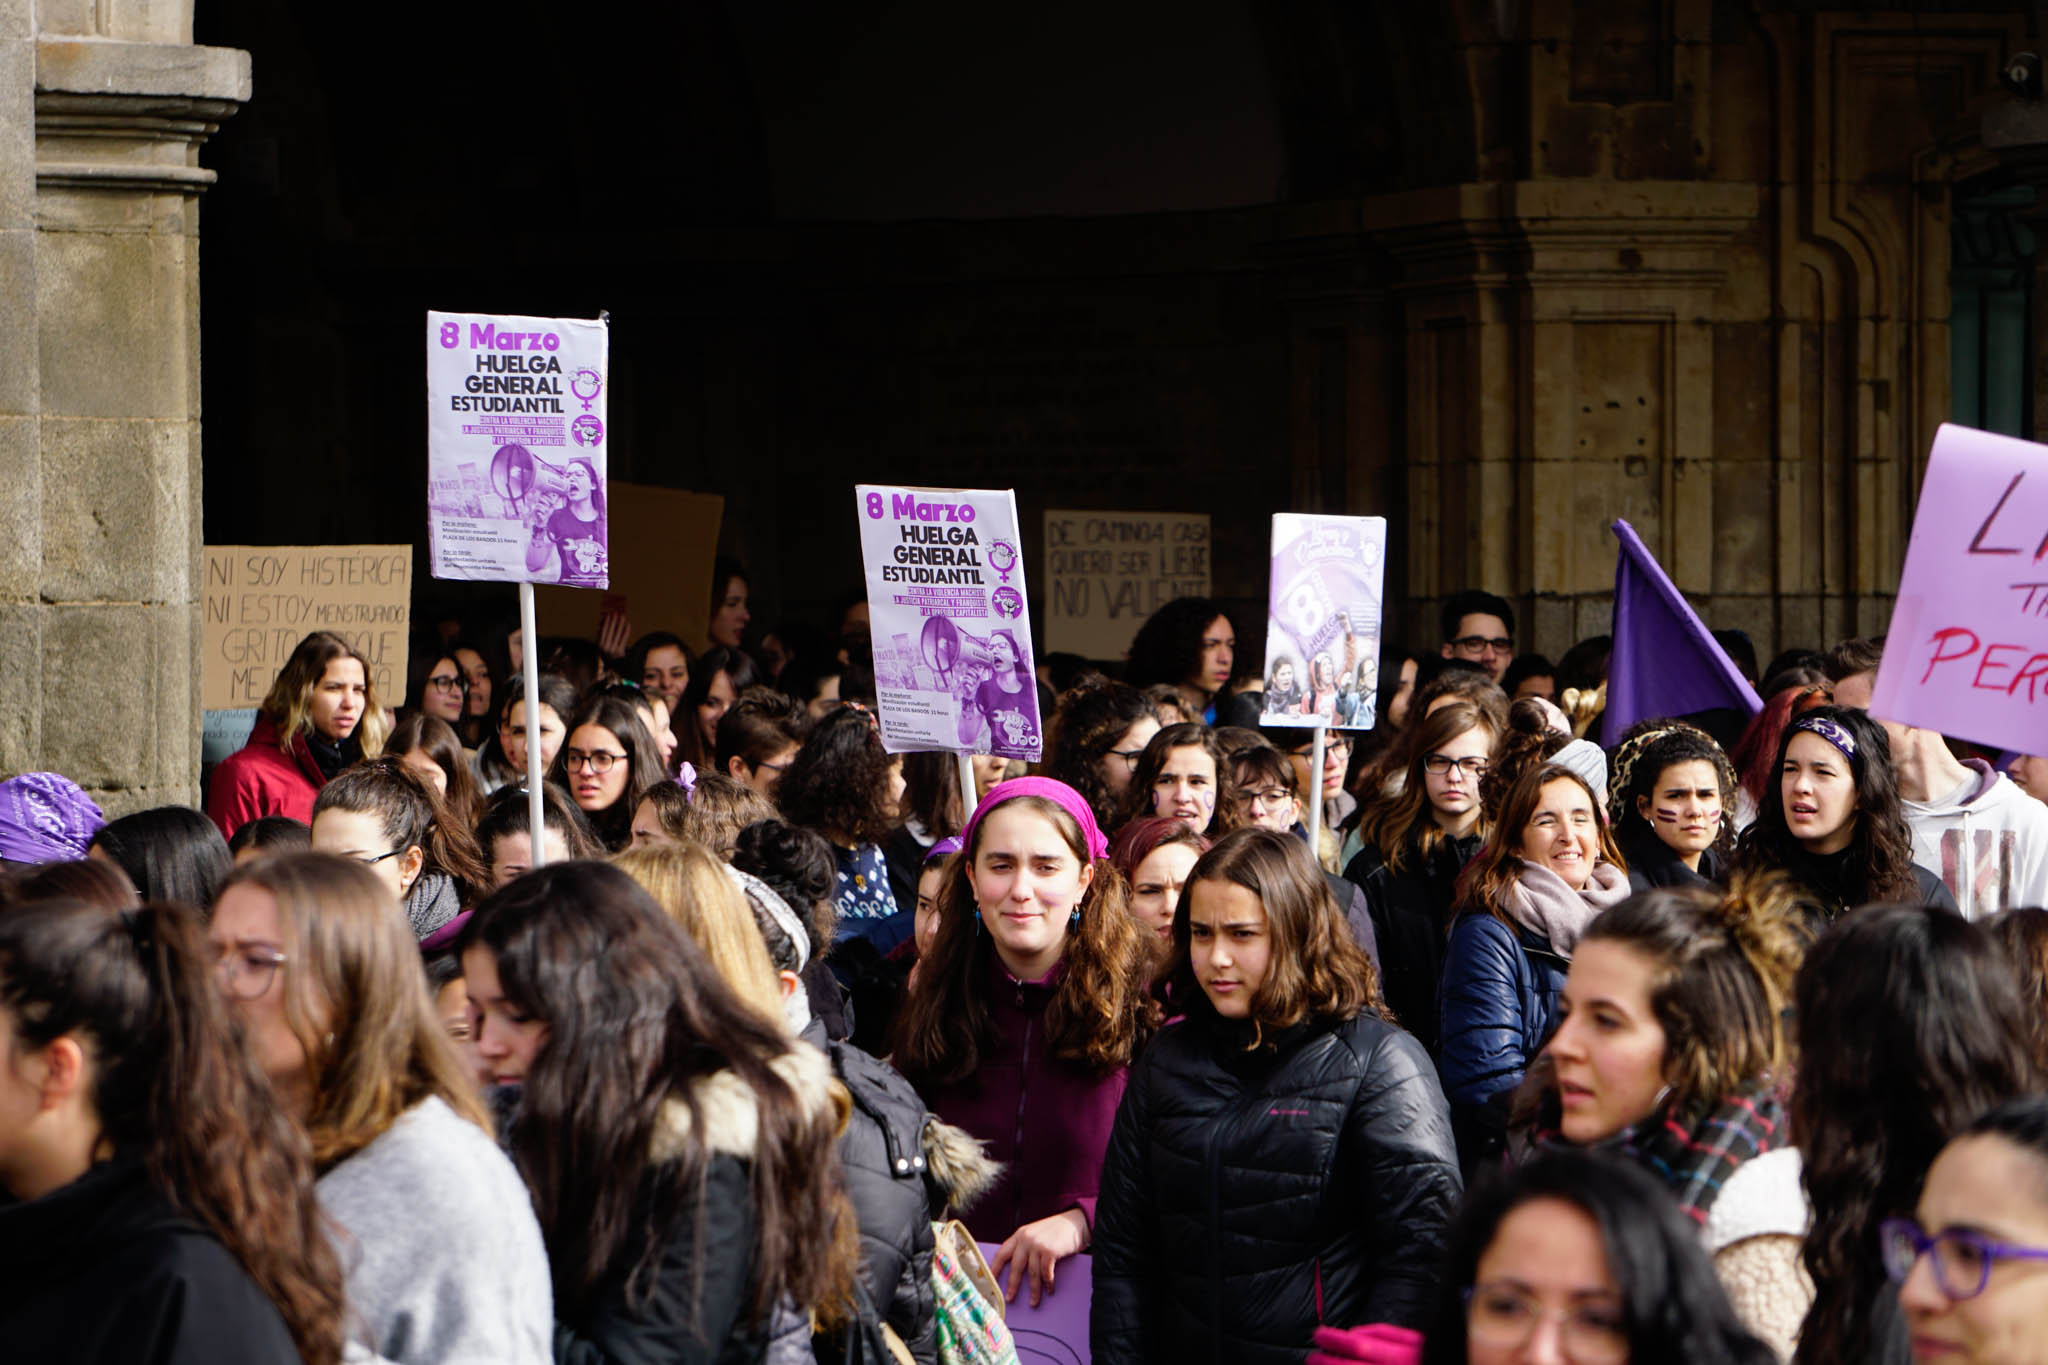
[611,840,783,1023]
[265,631,390,759]
[220,851,489,1169]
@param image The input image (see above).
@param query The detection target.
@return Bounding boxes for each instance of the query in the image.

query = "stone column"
[0,2,247,814]
[1370,180,1755,656]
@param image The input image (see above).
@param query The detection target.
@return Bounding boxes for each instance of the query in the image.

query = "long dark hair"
[382,711,485,832]
[1791,904,2043,1365]
[776,704,898,847]
[672,645,761,772]
[313,756,490,900]
[892,795,1155,1085]
[1125,596,1231,694]
[459,863,857,1326]
[0,899,347,1364]
[1420,1150,1776,1365]
[1736,704,1918,913]
[1042,675,1156,831]
[475,671,579,779]
[90,805,233,910]
[549,695,666,852]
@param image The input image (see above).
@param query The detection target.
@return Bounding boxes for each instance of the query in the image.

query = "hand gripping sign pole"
[428,309,611,870]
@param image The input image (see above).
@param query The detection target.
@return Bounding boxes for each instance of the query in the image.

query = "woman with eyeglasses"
[309,757,489,944]
[403,648,469,729]
[1309,1150,1773,1365]
[548,694,666,853]
[1608,724,1737,891]
[209,852,553,1365]
[1791,904,2041,1365]
[1344,701,1498,1058]
[1888,1095,2048,1364]
[0,895,348,1364]
[1043,676,1159,833]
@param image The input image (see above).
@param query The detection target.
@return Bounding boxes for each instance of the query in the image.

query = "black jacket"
[554,1153,764,1365]
[1619,827,1724,892]
[1343,829,1480,1056]
[0,1158,304,1364]
[1090,1009,1462,1365]
[817,1028,941,1365]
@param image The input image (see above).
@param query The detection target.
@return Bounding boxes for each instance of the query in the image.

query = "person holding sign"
[1091,828,1460,1362]
[207,631,388,841]
[892,778,1155,1309]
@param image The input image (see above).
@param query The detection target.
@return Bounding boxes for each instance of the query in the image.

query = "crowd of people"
[7,571,2048,1365]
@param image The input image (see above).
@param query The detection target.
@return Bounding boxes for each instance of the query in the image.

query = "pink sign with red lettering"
[1870,423,2048,750]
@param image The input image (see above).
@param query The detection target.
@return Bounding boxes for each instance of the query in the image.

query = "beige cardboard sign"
[534,483,725,647]
[203,546,412,710]
[1043,509,1211,660]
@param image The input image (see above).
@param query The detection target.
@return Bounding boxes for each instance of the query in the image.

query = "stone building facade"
[6,2,2047,802]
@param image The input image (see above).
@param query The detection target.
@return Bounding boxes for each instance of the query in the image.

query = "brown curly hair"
[891,795,1156,1084]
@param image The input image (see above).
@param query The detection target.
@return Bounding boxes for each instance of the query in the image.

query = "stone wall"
[0,0,245,812]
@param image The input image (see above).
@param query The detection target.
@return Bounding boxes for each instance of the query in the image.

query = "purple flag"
[1603,520,1760,747]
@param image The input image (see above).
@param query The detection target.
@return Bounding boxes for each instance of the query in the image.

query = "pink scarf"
[1505,859,1630,956]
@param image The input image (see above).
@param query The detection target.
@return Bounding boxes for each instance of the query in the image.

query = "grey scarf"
[404,870,462,940]
[1505,859,1630,956]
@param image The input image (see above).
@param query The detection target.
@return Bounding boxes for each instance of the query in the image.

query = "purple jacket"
[917,954,1127,1242]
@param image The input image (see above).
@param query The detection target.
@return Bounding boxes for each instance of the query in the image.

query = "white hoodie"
[1903,759,2048,919]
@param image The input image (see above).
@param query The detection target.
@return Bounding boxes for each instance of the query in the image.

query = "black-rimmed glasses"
[563,749,626,774]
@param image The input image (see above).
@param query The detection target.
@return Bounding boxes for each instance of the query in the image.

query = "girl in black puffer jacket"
[1091,828,1463,1365]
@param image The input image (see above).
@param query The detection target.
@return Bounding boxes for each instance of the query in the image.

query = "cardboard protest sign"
[856,485,1043,761]
[426,311,610,587]
[1259,514,1387,730]
[978,1243,1090,1364]
[1871,423,2048,752]
[202,546,411,710]
[1043,510,1210,660]
[533,483,725,647]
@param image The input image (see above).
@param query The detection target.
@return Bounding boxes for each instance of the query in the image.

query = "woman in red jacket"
[207,631,388,840]
[892,777,1156,1308]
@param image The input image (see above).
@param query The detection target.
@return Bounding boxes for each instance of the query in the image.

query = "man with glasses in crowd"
[1441,589,1516,684]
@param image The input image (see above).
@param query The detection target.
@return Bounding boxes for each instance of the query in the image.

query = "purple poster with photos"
[1260,513,1387,730]
[425,310,610,587]
[856,485,1043,762]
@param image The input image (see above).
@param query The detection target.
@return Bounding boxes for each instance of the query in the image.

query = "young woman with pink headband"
[891,777,1156,1308]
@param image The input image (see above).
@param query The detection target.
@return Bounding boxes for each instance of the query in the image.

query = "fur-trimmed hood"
[650,1042,839,1164]
[922,1116,1001,1214]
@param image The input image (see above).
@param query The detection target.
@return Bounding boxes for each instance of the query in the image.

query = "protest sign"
[1259,514,1387,730]
[201,546,411,710]
[534,484,724,646]
[1043,510,1210,660]
[426,311,610,588]
[978,1243,1090,1365]
[1871,423,2048,753]
[856,485,1043,761]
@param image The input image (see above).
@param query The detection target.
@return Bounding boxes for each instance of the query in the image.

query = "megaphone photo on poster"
[486,444,608,589]
[876,615,1039,753]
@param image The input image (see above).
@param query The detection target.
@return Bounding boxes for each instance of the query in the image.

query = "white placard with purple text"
[856,485,1043,762]
[1260,513,1387,730]
[426,311,610,587]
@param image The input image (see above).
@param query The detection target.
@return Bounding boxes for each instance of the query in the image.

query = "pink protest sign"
[1870,423,2048,751]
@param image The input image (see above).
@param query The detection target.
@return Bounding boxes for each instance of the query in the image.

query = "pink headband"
[959,776,1109,863]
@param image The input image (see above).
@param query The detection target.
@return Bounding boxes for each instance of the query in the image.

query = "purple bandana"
[0,773,106,864]
[959,776,1108,863]
[1790,715,1857,762]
